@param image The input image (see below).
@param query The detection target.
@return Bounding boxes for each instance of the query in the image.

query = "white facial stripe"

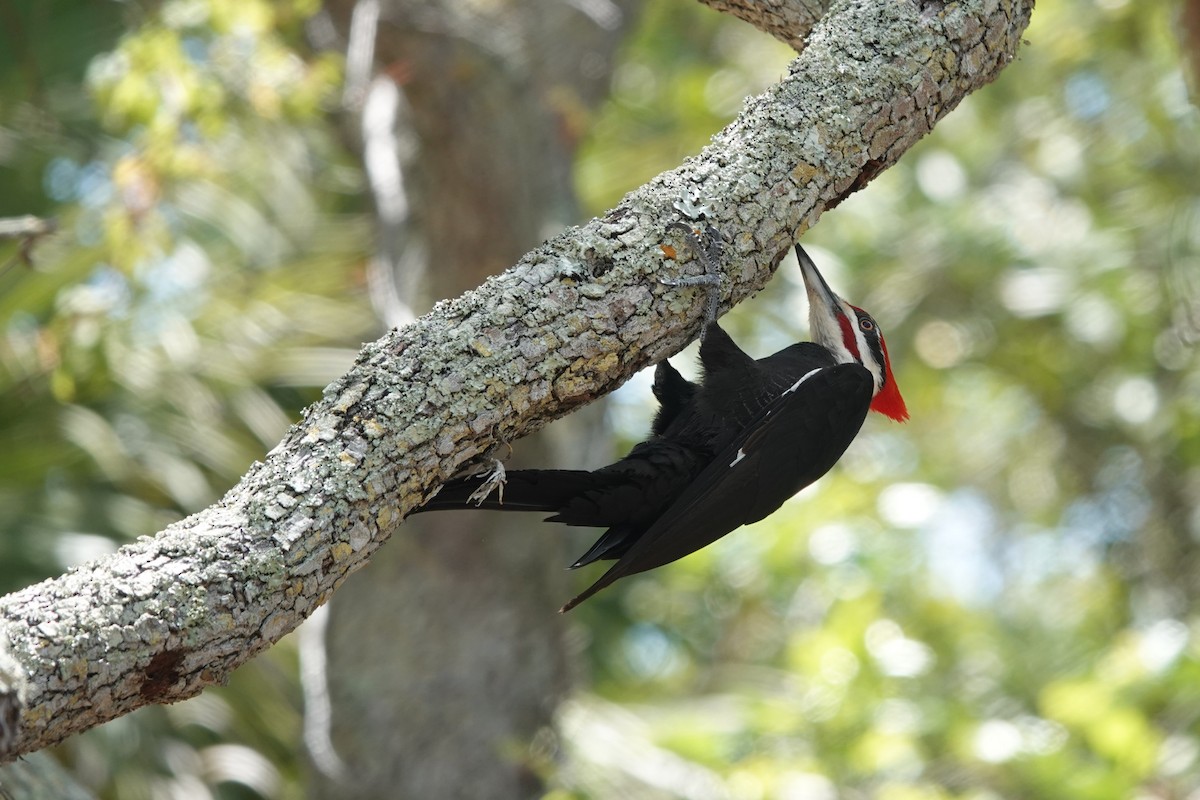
[808,301,855,365]
[730,448,747,467]
[805,276,884,394]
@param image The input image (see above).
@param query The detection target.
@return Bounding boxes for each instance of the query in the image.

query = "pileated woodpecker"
[416,245,908,612]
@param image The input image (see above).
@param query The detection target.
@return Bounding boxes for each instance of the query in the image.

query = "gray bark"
[697,0,833,50]
[0,0,1034,763]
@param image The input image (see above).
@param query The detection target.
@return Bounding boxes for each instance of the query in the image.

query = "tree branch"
[0,0,1033,762]
[696,0,833,50]
[0,216,56,240]
[0,215,56,272]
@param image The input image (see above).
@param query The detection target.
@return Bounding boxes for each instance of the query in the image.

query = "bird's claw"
[467,458,507,506]
[662,217,725,336]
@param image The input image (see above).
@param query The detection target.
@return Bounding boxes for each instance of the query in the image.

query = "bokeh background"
[2,0,1200,798]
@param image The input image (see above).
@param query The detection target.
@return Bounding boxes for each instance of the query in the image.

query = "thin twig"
[0,215,56,276]
[0,216,55,240]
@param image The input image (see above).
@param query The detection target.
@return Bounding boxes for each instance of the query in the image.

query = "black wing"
[560,363,874,611]
[650,360,697,436]
[651,323,756,437]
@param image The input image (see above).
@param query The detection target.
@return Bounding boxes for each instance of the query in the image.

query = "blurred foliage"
[1,0,370,797]
[2,0,1200,798]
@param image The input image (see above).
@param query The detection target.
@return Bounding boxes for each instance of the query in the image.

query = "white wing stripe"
[785,367,824,394]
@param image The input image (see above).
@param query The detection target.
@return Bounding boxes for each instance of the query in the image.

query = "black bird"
[416,245,908,612]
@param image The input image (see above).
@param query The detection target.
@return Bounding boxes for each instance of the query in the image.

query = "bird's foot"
[467,458,507,506]
[658,272,722,335]
[661,204,726,336]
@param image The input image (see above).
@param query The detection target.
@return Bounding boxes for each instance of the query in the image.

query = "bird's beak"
[796,244,840,308]
[795,244,850,355]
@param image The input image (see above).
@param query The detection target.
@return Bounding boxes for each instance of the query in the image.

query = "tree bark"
[696,0,832,50]
[0,0,1034,763]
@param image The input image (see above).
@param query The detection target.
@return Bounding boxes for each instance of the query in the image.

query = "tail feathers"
[567,524,637,569]
[560,561,628,614]
[415,469,599,514]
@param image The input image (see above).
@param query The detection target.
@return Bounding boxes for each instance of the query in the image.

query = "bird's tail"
[413,469,599,514]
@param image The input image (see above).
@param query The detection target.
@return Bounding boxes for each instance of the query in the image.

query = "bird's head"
[796,244,908,422]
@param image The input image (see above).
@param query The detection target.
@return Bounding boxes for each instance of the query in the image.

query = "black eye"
[859,317,875,332]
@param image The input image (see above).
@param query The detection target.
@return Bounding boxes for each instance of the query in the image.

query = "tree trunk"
[307,2,634,797]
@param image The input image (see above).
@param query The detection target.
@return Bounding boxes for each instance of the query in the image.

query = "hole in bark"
[584,248,616,277]
[139,647,188,701]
